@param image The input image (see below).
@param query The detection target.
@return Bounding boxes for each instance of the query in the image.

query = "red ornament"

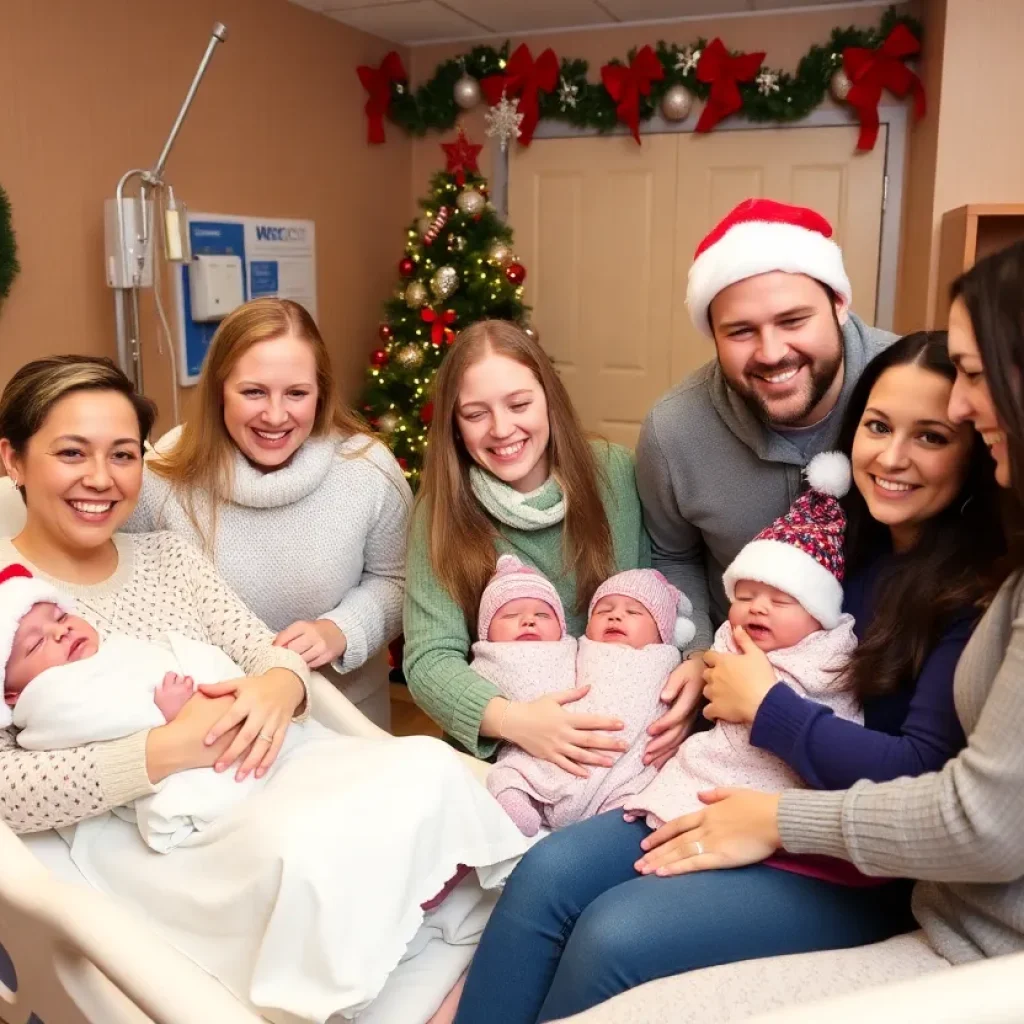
[843,24,925,152]
[505,262,526,285]
[399,257,415,278]
[356,51,407,144]
[397,457,409,470]
[371,349,389,368]
[378,323,393,342]
[601,45,664,145]
[481,44,559,146]
[420,401,434,425]
[442,128,483,187]
[695,38,766,134]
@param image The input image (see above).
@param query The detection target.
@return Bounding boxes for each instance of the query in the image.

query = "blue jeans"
[455,812,914,1024]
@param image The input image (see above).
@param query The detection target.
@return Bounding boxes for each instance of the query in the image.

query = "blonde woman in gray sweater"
[566,241,1024,1023]
[125,299,411,730]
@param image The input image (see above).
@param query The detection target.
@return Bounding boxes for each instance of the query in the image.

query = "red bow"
[601,45,665,145]
[421,308,457,346]
[843,24,925,152]
[695,38,765,133]
[481,45,559,146]
[442,129,483,187]
[0,564,32,585]
[356,51,407,144]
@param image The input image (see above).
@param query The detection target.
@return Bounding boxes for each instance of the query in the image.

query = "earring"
[960,494,974,516]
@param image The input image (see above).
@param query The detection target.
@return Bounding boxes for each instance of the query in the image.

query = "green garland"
[0,185,18,302]
[385,6,921,138]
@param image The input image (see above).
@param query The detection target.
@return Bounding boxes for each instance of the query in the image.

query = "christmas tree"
[361,131,532,486]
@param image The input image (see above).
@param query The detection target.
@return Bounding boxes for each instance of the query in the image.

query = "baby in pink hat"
[625,452,863,829]
[475,556,695,836]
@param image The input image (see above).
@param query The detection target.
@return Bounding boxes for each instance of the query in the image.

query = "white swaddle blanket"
[625,616,861,828]
[12,631,297,852]
[476,636,677,830]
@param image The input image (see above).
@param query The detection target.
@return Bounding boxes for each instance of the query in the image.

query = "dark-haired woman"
[559,247,1024,1024]
[453,331,1006,1024]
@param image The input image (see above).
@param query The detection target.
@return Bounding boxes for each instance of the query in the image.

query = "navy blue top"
[750,557,972,790]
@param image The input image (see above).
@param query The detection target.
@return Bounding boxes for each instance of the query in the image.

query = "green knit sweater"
[403,441,650,757]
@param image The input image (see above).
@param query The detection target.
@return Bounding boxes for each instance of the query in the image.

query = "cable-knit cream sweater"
[0,532,310,834]
[124,432,412,705]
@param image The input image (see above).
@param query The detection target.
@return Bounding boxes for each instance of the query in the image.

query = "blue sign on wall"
[250,260,279,298]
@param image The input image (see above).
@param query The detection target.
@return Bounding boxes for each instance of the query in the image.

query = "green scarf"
[469,465,565,531]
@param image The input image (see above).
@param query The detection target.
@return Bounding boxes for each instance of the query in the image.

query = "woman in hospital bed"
[0,354,528,1024]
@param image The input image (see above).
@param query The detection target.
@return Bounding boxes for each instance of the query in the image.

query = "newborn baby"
[0,563,295,852]
[475,556,693,836]
[625,452,862,828]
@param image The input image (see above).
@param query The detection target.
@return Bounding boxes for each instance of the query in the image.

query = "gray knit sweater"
[125,432,412,704]
[780,570,1024,963]
[635,313,893,651]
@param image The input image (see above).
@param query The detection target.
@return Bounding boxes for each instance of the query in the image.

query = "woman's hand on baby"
[153,671,195,722]
[145,692,243,783]
[274,619,347,669]
[502,686,627,779]
[198,669,306,782]
[702,626,777,725]
[644,658,704,769]
[633,788,782,877]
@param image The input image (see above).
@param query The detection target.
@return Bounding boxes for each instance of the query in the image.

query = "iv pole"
[112,23,227,393]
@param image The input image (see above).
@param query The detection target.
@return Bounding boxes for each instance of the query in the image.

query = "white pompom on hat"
[0,563,76,728]
[686,198,853,337]
[589,569,696,648]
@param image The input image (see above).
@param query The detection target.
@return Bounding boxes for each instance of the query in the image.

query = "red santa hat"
[722,452,851,630]
[686,198,853,337]
[0,563,75,727]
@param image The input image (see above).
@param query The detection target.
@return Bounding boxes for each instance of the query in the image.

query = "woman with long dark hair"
[452,330,1005,1024]
[570,240,1024,1023]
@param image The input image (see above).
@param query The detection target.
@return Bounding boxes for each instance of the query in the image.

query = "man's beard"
[734,348,843,426]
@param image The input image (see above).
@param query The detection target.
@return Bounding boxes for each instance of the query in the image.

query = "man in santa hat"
[636,197,894,714]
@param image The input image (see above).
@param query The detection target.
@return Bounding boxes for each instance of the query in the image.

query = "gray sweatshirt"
[780,570,1024,964]
[635,312,894,651]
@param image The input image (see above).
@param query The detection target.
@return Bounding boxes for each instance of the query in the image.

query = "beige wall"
[896,0,1024,329]
[0,0,411,434]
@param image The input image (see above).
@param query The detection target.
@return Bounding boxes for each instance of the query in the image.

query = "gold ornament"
[377,412,400,434]
[660,84,693,122]
[830,68,852,102]
[430,266,459,301]
[396,344,424,368]
[456,188,485,216]
[453,74,482,110]
[405,281,428,308]
[487,240,513,267]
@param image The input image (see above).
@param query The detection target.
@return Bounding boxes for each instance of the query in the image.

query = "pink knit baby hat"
[723,452,851,629]
[477,554,567,641]
[589,569,696,648]
[0,563,76,727]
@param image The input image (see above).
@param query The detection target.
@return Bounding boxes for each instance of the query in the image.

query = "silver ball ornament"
[405,281,428,309]
[396,344,424,369]
[830,69,852,102]
[377,412,400,435]
[447,234,467,253]
[430,266,460,301]
[487,240,513,267]
[454,74,482,110]
[456,188,485,217]
[660,85,693,122]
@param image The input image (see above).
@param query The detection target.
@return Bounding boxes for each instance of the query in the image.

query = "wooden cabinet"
[934,204,1024,326]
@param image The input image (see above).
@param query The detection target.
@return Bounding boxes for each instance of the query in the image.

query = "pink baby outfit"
[624,616,860,828]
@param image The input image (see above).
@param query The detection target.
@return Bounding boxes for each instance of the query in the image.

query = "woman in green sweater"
[404,320,696,770]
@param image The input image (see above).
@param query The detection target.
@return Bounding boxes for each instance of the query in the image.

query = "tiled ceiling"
[288,0,888,45]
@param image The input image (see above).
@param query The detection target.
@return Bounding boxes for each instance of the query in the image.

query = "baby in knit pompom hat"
[625,452,864,829]
[475,556,695,836]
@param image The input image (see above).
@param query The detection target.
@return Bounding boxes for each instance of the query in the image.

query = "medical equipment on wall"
[105,23,227,418]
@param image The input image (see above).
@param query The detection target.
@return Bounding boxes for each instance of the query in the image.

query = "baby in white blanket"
[0,564,281,852]
[475,556,695,836]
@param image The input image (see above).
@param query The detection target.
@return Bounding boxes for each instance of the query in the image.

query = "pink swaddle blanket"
[625,615,860,829]
[474,636,678,831]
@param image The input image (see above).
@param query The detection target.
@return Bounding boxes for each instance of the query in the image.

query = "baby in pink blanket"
[625,452,862,828]
[474,557,695,836]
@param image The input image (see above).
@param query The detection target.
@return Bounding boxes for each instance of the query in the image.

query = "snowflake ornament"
[756,70,781,96]
[485,92,524,152]
[558,76,579,110]
[675,46,701,75]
